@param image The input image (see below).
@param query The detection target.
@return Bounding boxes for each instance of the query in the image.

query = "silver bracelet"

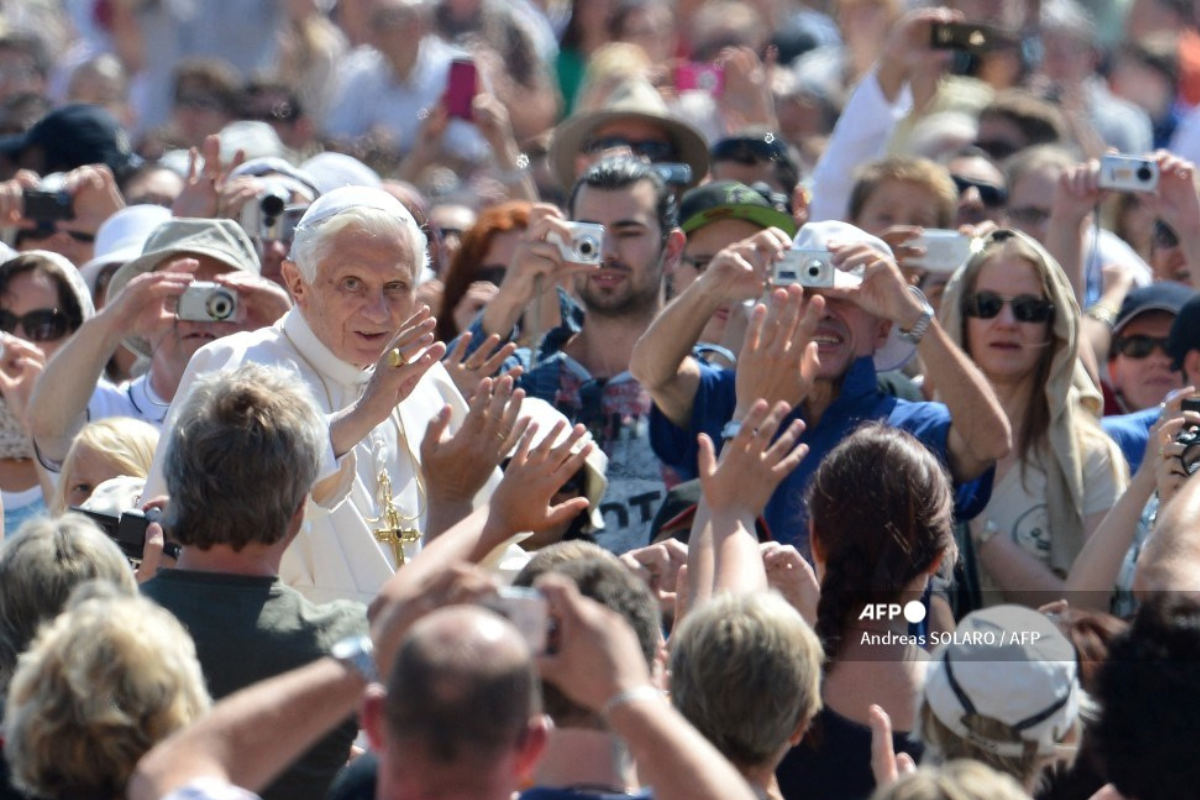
[601,685,662,719]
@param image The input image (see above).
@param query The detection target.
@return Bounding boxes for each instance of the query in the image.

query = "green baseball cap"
[679,180,797,236]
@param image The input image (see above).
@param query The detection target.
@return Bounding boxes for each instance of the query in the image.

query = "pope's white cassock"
[143,306,498,605]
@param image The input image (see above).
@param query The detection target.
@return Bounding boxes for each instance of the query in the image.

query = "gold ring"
[388,348,407,368]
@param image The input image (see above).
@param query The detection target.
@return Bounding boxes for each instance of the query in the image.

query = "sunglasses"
[0,308,70,342]
[174,93,226,112]
[1113,334,1171,359]
[963,291,1055,323]
[1154,219,1180,250]
[20,223,95,243]
[584,136,677,163]
[246,100,299,124]
[711,135,788,165]
[951,174,1008,208]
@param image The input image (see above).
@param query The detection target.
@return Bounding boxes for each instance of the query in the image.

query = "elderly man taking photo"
[144,187,504,604]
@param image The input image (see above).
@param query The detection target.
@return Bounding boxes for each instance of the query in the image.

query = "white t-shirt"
[978,445,1123,601]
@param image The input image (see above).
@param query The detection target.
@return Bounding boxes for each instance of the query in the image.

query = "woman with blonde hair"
[939,229,1127,608]
[4,585,210,800]
[51,417,159,515]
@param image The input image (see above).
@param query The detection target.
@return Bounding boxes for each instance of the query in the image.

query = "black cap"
[678,180,797,236]
[1114,282,1194,337]
[0,103,140,177]
[1168,291,1200,371]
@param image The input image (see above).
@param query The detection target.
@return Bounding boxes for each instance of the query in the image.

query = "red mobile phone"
[675,62,724,96]
[444,59,478,120]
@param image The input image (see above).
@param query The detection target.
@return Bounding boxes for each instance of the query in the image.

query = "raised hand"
[485,420,594,538]
[421,375,529,506]
[761,542,820,625]
[733,284,823,421]
[697,398,807,518]
[442,331,519,401]
[619,539,688,615]
[332,306,447,458]
[171,134,246,219]
[0,334,46,429]
[697,226,791,303]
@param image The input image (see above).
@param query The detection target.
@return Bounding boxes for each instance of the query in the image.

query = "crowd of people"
[0,1,1197,800]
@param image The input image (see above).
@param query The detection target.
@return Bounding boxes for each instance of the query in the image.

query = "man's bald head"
[385,606,541,763]
[1135,477,1200,598]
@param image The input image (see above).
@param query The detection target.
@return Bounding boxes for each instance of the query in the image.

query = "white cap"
[923,605,1081,758]
[300,152,382,194]
[79,204,173,293]
[78,475,146,516]
[218,120,286,163]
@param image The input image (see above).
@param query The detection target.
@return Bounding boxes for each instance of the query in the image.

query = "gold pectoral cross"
[370,470,421,566]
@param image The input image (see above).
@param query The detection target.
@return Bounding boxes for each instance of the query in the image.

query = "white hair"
[288,205,429,283]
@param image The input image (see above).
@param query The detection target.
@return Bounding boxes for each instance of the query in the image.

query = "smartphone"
[444,58,478,120]
[23,189,74,223]
[930,22,999,55]
[675,62,724,96]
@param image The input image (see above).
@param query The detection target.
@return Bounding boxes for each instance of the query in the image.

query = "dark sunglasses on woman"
[962,291,1055,323]
[0,308,71,342]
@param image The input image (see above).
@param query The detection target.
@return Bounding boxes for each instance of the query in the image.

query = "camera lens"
[205,289,235,321]
[805,258,825,278]
[260,194,285,217]
[1136,165,1153,182]
[575,235,598,260]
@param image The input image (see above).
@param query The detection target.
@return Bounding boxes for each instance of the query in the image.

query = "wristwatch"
[898,290,935,344]
[332,635,380,684]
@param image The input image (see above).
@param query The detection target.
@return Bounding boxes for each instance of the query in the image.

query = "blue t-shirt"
[649,356,992,557]
[1101,406,1158,473]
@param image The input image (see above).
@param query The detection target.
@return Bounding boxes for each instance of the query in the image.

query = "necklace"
[281,326,426,566]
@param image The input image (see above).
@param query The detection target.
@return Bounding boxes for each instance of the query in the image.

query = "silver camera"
[549,222,605,265]
[239,181,292,240]
[1098,154,1159,193]
[908,230,973,273]
[774,250,835,288]
[177,282,238,322]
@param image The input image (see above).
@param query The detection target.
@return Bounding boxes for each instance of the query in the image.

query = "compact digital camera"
[774,250,835,288]
[177,282,238,322]
[549,222,605,265]
[239,181,291,240]
[908,230,973,273]
[1177,399,1200,475]
[1098,154,1160,193]
[70,507,179,562]
[481,586,549,653]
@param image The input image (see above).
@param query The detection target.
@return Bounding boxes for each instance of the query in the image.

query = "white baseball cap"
[78,204,173,294]
[922,605,1081,758]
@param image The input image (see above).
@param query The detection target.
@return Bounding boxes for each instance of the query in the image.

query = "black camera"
[1176,398,1200,475]
[70,506,180,562]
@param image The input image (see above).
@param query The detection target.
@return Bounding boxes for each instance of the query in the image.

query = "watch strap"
[332,635,379,684]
